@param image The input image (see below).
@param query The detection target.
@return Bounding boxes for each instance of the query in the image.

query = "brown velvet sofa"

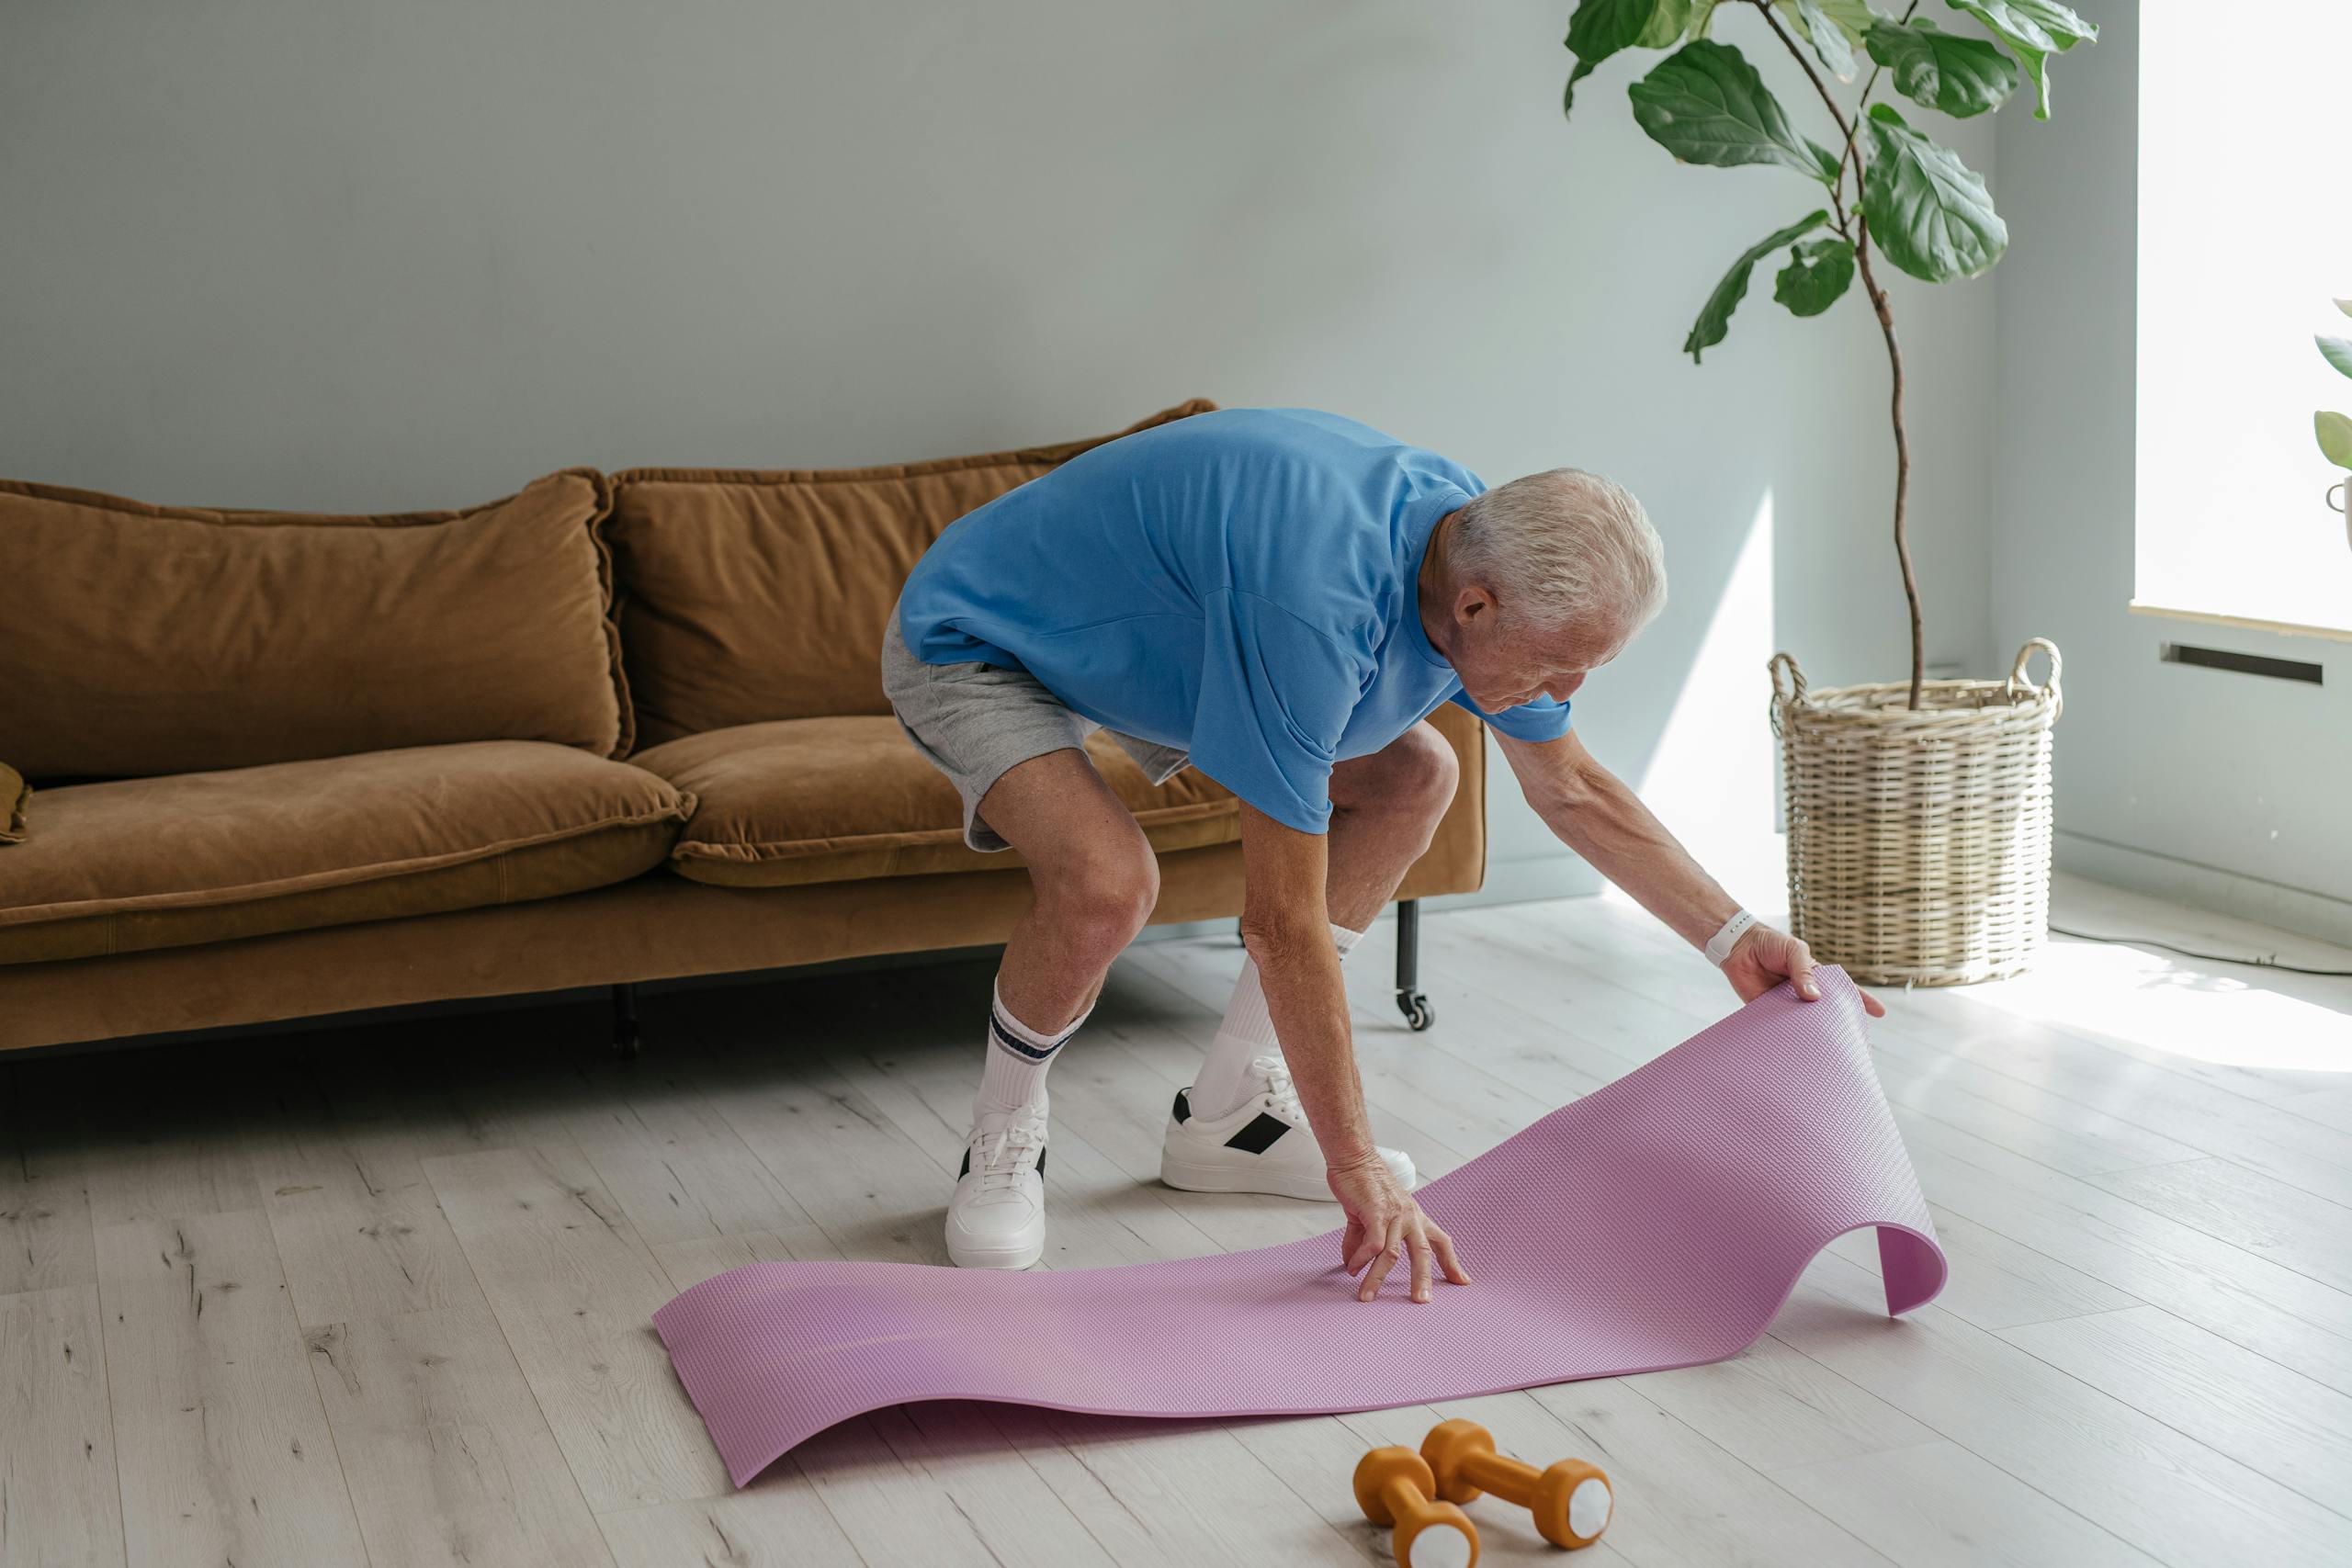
[0,400,1487,1055]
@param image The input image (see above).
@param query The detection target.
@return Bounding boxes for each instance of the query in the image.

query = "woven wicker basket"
[1770,638,2063,987]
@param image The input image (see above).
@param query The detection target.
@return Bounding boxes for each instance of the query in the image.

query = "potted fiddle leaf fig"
[1562,0,2097,986]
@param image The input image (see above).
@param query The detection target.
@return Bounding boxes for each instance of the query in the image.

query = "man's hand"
[1330,1154,1470,1303]
[1723,925,1886,1018]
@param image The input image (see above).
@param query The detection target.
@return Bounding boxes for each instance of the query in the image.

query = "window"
[2134,0,2352,634]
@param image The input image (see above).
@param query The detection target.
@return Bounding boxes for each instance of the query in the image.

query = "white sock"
[1189,922,1364,1120]
[975,981,1088,1125]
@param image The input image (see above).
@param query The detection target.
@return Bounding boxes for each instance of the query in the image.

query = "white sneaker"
[1160,1056,1417,1201]
[945,1111,1048,1269]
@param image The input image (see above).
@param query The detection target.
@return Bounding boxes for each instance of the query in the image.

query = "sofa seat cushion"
[632,716,1238,887]
[0,742,692,964]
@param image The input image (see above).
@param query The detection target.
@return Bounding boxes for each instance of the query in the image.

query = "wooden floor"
[4,873,2349,1567]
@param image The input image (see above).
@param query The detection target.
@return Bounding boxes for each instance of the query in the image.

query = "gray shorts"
[881,607,1191,852]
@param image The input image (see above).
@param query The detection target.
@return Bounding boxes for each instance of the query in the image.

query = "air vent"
[2159,643,2324,684]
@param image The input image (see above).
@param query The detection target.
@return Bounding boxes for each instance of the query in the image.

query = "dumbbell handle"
[1382,1476,1437,1526]
[1454,1449,1540,1506]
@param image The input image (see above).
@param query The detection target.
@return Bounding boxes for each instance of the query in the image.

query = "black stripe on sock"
[989,1008,1066,1062]
[1224,1113,1292,1156]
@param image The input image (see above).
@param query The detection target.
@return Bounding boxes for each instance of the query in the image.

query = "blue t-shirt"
[897,408,1574,833]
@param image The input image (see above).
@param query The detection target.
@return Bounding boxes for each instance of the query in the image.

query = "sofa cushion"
[631,716,1238,887]
[0,468,632,780]
[0,742,692,964]
[605,400,1216,747]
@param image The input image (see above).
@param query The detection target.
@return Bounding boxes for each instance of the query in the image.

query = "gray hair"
[1448,468,1667,636]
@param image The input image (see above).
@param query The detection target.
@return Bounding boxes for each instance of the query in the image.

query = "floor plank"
[96,1210,367,1568]
[1771,1438,2161,1567]
[0,1284,125,1568]
[304,1304,616,1568]
[238,1069,489,1329]
[422,1144,729,1511]
[1775,1252,2350,1567]
[1997,1304,2352,1520]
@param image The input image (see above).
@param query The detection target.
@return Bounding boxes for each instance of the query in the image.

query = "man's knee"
[1034,835,1160,952]
[1382,722,1460,821]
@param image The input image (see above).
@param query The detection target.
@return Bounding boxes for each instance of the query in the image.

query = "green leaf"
[1637,0,1693,48]
[2337,299,2352,318]
[1630,41,1839,185]
[2323,336,2352,379]
[1809,0,1886,40]
[1684,0,1724,39]
[1946,0,2098,118]
[2318,412,2352,469]
[1861,103,2008,281]
[1565,0,1666,118]
[1867,18,2018,117]
[1685,211,1830,362]
[1790,0,1859,81]
[1775,237,1857,316]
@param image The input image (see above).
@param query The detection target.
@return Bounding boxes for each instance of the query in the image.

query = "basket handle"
[1767,651,1807,705]
[2006,637,2063,714]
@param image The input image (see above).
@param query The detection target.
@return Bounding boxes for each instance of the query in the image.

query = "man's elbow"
[1522,742,1601,821]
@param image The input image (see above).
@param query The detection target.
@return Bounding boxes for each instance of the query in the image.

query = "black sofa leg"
[612,982,641,1059]
[1394,899,1433,1032]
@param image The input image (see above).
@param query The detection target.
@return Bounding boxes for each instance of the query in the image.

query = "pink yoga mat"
[657,966,1943,1486]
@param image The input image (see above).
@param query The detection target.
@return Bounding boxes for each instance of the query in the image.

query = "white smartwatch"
[1703,909,1758,967]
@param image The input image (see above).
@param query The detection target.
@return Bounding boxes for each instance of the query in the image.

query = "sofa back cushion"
[605,400,1216,748]
[0,468,632,779]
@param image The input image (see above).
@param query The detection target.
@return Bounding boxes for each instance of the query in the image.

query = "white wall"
[1989,5,2352,940]
[0,1,1999,912]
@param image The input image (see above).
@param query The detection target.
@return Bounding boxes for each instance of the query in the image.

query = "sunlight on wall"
[1968,941,2352,1074]
[1613,491,1786,916]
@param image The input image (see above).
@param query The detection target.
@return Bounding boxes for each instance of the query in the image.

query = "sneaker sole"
[1159,1144,1419,1203]
[946,1234,1044,1269]
[1159,1145,1342,1202]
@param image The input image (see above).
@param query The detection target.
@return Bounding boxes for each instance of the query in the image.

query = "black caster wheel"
[1397,991,1435,1032]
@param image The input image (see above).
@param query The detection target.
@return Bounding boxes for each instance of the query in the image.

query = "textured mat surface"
[656,967,1944,1485]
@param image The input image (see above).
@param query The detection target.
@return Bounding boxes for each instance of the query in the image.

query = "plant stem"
[1749,0,1924,706]
[1748,1,1857,234]
[1856,226,1922,708]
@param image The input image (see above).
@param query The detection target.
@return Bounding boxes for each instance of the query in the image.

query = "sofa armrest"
[1396,704,1487,901]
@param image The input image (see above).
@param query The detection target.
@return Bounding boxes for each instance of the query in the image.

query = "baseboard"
[2055,829,2352,947]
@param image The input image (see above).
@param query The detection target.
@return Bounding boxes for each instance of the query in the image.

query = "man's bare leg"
[1183,722,1460,1121]
[974,747,1161,1034]
[942,746,1158,1268]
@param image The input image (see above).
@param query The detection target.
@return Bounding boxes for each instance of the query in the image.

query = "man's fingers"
[1359,1218,1403,1302]
[1859,986,1887,1019]
[1341,1214,1365,1271]
[1344,1222,1384,1277]
[1789,938,1820,999]
[1429,1225,1472,1286]
[1408,1228,1435,1304]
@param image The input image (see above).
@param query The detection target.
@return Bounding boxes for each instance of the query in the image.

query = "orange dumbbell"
[1421,1418,1612,1551]
[1352,1447,1481,1568]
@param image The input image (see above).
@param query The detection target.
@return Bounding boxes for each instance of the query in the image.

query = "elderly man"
[884,407,1876,1299]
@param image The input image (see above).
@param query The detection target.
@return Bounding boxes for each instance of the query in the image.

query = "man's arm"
[1491,728,1885,1016]
[1236,802,1469,1301]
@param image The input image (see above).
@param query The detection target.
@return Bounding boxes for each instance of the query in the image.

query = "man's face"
[1443,590,1627,715]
